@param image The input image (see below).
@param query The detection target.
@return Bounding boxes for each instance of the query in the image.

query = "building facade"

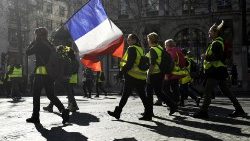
[99,0,250,90]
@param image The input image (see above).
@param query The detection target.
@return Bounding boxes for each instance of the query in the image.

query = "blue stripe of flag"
[66,0,108,41]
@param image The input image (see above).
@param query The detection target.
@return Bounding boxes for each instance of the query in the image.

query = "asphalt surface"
[0,95,250,141]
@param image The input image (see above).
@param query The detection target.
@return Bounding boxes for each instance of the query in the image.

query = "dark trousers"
[96,82,107,96]
[32,75,64,118]
[11,77,22,98]
[147,73,177,114]
[118,74,149,115]
[163,79,180,103]
[48,82,78,108]
[180,83,199,103]
[86,79,93,97]
[201,78,243,112]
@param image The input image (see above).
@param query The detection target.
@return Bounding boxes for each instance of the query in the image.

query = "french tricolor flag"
[66,0,124,71]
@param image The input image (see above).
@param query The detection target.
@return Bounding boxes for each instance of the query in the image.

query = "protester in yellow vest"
[146,32,178,117]
[108,34,151,120]
[179,49,200,107]
[95,71,107,97]
[26,27,69,124]
[9,63,23,100]
[193,20,247,119]
[43,45,79,112]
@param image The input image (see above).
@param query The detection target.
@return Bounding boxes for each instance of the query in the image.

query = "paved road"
[0,95,249,141]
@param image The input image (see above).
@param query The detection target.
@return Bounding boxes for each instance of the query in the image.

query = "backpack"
[135,47,149,71]
[187,58,199,78]
[155,46,174,74]
[45,44,65,81]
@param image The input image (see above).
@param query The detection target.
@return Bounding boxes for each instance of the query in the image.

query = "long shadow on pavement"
[52,112,100,126]
[178,105,250,126]
[113,137,138,141]
[35,123,88,141]
[154,115,250,138]
[119,120,222,141]
[70,112,100,126]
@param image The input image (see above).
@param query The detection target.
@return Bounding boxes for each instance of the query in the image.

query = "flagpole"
[64,0,91,26]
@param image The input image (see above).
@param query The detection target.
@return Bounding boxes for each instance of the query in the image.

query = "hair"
[128,34,141,46]
[147,32,159,44]
[211,20,224,36]
[164,39,176,48]
[35,27,48,41]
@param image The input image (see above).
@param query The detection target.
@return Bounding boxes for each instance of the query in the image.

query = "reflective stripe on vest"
[120,45,147,80]
[150,45,162,74]
[179,58,192,84]
[69,73,78,84]
[9,67,22,78]
[203,37,226,70]
[35,66,47,75]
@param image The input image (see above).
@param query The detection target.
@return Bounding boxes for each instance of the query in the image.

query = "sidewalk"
[0,95,249,141]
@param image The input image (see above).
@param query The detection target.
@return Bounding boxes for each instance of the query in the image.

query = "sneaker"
[43,106,53,112]
[196,98,201,107]
[26,117,40,124]
[193,110,209,119]
[139,116,152,121]
[154,100,162,106]
[62,109,70,124]
[229,110,247,118]
[169,107,178,116]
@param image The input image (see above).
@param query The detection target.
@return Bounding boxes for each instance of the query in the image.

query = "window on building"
[182,0,196,15]
[8,29,18,47]
[59,6,65,17]
[147,0,159,11]
[120,0,128,15]
[37,0,43,11]
[174,28,206,63]
[45,19,52,31]
[36,17,43,27]
[217,0,232,10]
[46,2,53,14]
[8,0,15,8]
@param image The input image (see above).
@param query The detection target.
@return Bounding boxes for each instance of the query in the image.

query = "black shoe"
[105,93,107,96]
[140,112,155,117]
[95,95,99,98]
[180,101,185,107]
[139,116,152,121]
[193,110,209,119]
[196,98,201,107]
[229,110,247,118]
[107,111,120,120]
[26,117,40,124]
[154,100,162,106]
[43,106,53,112]
[169,107,178,116]
[62,109,70,124]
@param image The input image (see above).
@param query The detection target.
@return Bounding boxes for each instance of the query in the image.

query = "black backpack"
[134,47,149,71]
[155,46,174,74]
[44,44,65,81]
[187,58,199,78]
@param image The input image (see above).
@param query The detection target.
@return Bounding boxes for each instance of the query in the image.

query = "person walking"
[107,34,151,120]
[26,27,69,124]
[146,32,178,117]
[85,68,94,98]
[9,62,23,101]
[95,71,107,97]
[193,20,247,118]
[43,46,79,112]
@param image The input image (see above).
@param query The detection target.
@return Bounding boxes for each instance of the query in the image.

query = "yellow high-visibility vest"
[203,37,226,70]
[120,45,147,80]
[149,45,162,74]
[69,73,78,84]
[35,66,47,75]
[180,58,192,84]
[9,66,22,78]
